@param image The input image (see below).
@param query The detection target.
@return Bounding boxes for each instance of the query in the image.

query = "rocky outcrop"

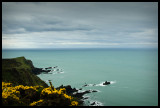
[32,66,61,75]
[56,85,98,105]
[82,81,111,87]
[32,67,51,75]
[56,85,78,95]
[103,81,110,85]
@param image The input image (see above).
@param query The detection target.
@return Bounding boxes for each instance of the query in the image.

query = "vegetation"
[2,57,48,87]
[2,56,79,106]
[2,81,79,106]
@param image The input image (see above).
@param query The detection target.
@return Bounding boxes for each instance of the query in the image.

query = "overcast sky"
[2,2,158,49]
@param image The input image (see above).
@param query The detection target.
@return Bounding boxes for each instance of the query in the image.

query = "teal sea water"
[2,48,158,106]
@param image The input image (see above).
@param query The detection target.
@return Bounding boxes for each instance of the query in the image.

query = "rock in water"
[90,101,96,105]
[103,81,110,85]
[45,67,52,70]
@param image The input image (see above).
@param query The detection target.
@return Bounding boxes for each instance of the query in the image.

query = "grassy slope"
[2,56,48,87]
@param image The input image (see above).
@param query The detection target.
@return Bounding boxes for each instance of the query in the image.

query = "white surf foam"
[110,80,117,84]
[90,100,103,106]
[95,82,106,87]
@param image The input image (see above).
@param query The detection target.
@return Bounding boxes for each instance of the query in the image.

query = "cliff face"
[2,56,48,87]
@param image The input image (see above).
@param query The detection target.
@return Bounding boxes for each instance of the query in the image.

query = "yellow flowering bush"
[2,82,12,88]
[70,101,79,106]
[40,87,77,106]
[2,82,21,105]
[2,82,78,106]
[2,82,44,106]
[41,87,71,99]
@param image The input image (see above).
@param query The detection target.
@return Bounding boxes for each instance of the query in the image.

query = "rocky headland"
[2,56,102,106]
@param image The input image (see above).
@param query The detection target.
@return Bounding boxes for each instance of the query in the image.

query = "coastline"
[2,56,100,106]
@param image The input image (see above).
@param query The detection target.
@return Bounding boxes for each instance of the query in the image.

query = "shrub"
[2,82,78,106]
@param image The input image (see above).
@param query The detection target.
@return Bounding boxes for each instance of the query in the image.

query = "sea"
[2,48,158,106]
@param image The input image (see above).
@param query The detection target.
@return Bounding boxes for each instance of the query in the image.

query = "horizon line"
[2,47,158,50]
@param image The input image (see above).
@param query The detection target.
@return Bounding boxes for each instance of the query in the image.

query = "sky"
[2,2,158,49]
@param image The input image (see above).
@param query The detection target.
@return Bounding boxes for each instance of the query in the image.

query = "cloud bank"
[2,2,158,49]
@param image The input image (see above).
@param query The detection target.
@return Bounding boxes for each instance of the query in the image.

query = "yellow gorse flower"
[2,82,78,106]
[70,101,78,106]
[41,87,73,100]
[2,82,20,101]
[2,82,39,102]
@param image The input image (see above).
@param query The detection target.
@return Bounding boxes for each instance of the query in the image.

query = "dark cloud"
[2,11,94,34]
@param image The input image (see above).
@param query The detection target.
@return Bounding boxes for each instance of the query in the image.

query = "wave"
[89,100,103,106]
[95,82,106,87]
[82,95,90,100]
[81,95,103,106]
[110,80,117,84]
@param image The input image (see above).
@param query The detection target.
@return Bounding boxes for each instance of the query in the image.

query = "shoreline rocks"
[56,85,98,105]
[32,67,51,75]
[32,66,61,75]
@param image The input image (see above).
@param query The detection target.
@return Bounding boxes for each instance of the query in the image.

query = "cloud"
[2,13,93,34]
[2,2,158,49]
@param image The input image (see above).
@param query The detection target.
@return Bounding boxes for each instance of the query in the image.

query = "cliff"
[2,56,90,106]
[2,56,80,106]
[2,56,48,87]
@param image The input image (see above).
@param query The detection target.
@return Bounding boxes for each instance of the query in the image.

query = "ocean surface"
[2,48,158,106]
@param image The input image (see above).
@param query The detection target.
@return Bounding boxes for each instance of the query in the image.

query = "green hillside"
[2,56,48,87]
